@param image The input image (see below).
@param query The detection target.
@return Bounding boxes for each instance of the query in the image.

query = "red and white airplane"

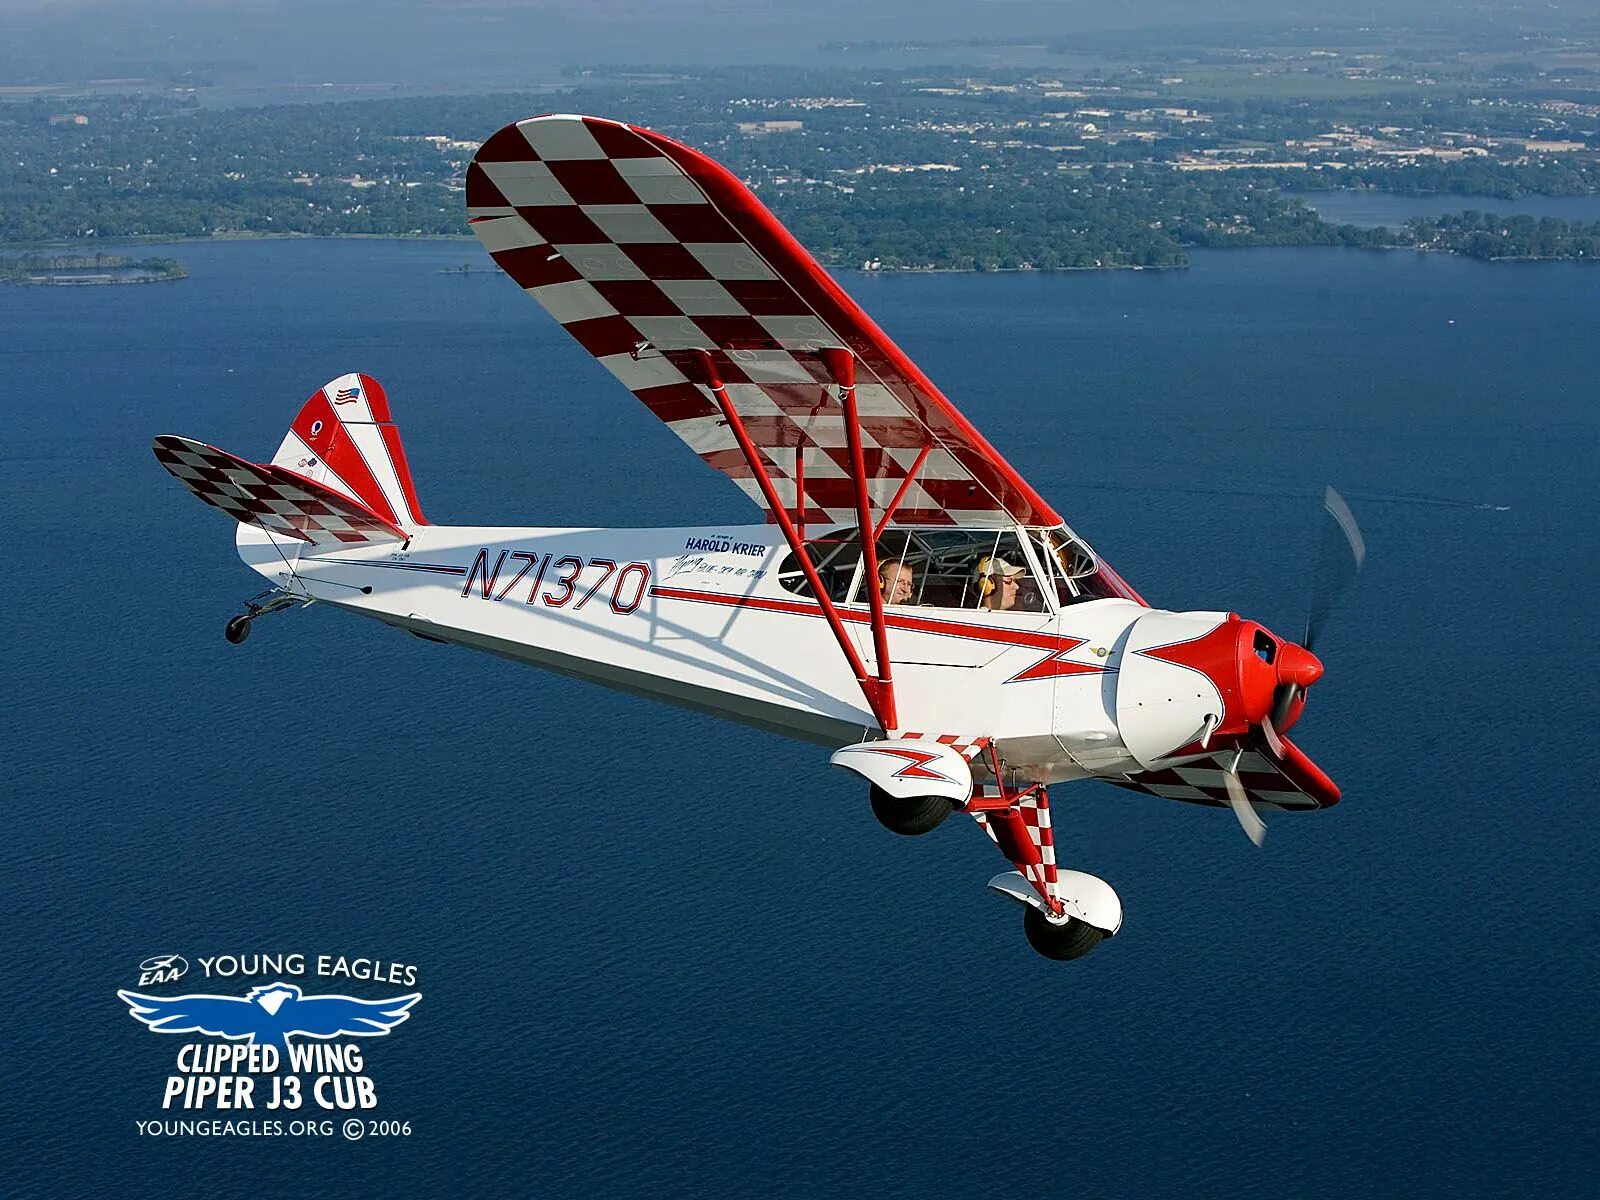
[154,114,1364,961]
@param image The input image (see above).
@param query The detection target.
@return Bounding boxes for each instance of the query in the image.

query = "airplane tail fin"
[152,372,426,550]
[270,372,427,529]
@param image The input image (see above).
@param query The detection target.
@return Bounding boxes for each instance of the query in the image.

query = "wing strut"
[874,445,932,538]
[793,445,806,542]
[821,348,898,734]
[687,349,898,733]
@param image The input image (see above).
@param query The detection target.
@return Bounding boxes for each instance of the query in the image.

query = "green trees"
[1410,212,1600,259]
[2,71,1597,267]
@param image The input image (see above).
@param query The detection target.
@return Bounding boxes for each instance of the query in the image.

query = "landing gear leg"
[223,587,304,646]
[971,748,1122,961]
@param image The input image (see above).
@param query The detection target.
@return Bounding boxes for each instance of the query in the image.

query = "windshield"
[1032,528,1120,604]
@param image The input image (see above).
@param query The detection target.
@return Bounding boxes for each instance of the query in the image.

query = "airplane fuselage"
[238,520,1269,785]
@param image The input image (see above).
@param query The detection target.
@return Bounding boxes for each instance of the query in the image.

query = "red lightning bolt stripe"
[1005,637,1111,684]
[857,746,955,783]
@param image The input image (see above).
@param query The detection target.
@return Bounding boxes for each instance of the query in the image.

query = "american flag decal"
[333,387,361,404]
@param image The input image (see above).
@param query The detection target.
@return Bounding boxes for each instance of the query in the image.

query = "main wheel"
[869,786,953,836]
[224,615,252,645]
[1022,905,1104,961]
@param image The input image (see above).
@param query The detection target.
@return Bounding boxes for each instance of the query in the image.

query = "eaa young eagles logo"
[137,954,188,986]
[136,960,187,985]
[117,981,419,1049]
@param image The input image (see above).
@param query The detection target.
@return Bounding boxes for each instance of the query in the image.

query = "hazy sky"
[0,1,1580,87]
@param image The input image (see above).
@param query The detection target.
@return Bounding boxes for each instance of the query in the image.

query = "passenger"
[879,561,915,605]
[976,555,1026,611]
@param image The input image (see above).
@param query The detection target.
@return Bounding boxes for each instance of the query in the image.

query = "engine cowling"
[1114,611,1231,768]
[1113,609,1325,769]
[1113,611,1259,768]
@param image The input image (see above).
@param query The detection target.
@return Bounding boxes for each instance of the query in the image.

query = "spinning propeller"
[1225,486,1366,846]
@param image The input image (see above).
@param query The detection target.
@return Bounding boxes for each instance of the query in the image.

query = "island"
[0,253,186,285]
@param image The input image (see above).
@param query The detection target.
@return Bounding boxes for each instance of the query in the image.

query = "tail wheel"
[224,615,252,645]
[1022,905,1104,961]
[869,786,953,836]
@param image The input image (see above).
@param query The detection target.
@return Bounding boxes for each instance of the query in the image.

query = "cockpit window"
[1032,528,1117,605]
[853,529,1044,614]
[777,527,861,601]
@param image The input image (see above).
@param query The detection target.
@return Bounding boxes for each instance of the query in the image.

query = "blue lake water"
[2,239,1596,1197]
[1303,188,1600,228]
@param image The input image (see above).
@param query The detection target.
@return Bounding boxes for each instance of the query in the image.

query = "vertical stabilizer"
[271,373,428,529]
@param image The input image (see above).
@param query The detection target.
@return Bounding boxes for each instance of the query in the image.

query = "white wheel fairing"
[830,739,974,802]
[987,869,1123,935]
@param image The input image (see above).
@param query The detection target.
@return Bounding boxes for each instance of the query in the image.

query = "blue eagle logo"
[116,981,420,1049]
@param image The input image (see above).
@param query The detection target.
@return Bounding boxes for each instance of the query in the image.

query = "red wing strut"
[688,349,897,730]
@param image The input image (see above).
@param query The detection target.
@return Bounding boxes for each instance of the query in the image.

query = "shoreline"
[4,272,187,287]
[4,231,1595,274]
[3,231,1191,273]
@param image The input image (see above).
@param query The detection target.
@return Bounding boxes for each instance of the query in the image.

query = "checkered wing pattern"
[973,789,1059,907]
[152,435,408,547]
[466,114,1061,529]
[1108,747,1338,811]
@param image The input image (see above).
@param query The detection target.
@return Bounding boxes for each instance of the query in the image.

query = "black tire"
[869,786,953,836]
[224,616,252,645]
[1022,905,1104,961]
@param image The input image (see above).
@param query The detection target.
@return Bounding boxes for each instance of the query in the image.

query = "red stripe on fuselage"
[1005,638,1110,683]
[648,584,1110,676]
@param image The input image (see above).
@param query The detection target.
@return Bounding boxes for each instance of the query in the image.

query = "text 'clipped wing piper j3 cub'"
[153,114,1367,962]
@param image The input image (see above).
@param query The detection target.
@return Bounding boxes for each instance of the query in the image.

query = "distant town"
[5,21,1600,269]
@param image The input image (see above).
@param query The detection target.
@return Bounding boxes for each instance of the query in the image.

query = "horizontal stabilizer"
[152,435,408,548]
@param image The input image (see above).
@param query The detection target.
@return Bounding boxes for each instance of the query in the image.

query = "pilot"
[879,560,915,605]
[976,555,1026,611]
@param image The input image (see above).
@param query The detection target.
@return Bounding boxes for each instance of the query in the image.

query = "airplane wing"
[1106,738,1341,812]
[152,435,409,548]
[465,113,1062,530]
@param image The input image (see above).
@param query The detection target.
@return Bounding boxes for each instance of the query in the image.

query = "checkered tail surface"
[152,435,409,548]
